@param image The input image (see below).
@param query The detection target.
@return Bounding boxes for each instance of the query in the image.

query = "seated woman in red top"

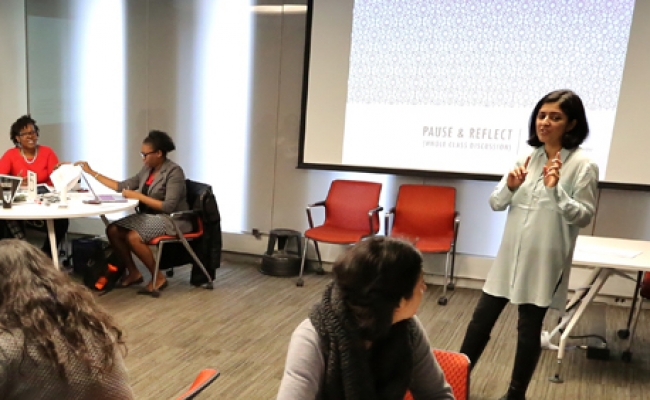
[0,115,69,258]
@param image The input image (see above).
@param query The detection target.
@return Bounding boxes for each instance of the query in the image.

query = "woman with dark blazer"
[76,130,191,295]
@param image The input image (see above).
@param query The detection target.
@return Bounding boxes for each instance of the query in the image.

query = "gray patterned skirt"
[112,213,188,242]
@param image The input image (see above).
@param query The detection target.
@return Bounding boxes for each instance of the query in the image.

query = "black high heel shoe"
[136,280,168,296]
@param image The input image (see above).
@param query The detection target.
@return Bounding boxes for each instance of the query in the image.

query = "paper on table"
[575,244,641,259]
[27,171,37,201]
[49,164,82,193]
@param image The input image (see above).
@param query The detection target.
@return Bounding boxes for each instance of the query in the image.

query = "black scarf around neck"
[309,282,415,400]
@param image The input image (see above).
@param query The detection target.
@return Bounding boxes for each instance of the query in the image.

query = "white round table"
[0,193,138,268]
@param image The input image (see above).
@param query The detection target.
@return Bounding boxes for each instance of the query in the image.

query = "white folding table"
[546,235,650,383]
[0,193,138,267]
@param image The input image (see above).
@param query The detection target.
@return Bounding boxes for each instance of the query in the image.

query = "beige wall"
[4,0,650,299]
[0,0,28,153]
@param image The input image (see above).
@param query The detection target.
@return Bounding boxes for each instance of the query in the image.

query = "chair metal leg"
[448,243,457,290]
[151,242,165,298]
[297,237,309,287]
[438,251,451,306]
[313,241,325,274]
[169,217,214,290]
[180,237,213,289]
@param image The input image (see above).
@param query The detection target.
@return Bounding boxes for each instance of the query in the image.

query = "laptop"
[37,183,53,195]
[81,173,128,204]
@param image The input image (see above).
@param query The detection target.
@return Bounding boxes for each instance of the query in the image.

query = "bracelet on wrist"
[94,172,100,179]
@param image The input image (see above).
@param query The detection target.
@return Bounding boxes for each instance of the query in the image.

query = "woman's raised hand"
[507,156,531,191]
[543,151,562,188]
[74,161,93,174]
[53,161,71,170]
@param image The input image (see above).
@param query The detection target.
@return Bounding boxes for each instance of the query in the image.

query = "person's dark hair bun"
[144,130,176,156]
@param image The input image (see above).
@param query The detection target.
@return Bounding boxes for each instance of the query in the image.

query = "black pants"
[460,292,548,399]
[40,219,70,259]
[0,219,68,259]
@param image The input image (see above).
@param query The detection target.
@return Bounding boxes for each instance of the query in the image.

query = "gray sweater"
[0,330,134,400]
[277,316,455,400]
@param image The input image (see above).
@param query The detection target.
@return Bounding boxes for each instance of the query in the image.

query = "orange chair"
[618,271,650,362]
[404,349,470,400]
[297,179,383,286]
[147,180,216,298]
[385,184,460,305]
[175,368,220,400]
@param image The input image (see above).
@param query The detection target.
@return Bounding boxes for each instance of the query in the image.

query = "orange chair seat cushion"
[148,230,202,246]
[305,225,372,244]
[404,349,469,400]
[391,231,454,253]
[432,349,469,400]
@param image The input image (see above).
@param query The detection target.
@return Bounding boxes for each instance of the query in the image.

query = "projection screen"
[300,0,650,189]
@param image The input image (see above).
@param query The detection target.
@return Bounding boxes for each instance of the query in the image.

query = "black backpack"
[72,238,125,294]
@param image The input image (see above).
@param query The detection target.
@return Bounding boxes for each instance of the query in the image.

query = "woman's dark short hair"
[332,237,423,340]
[143,130,176,156]
[9,115,39,146]
[527,89,589,149]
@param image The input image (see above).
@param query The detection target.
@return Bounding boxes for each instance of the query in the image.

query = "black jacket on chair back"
[158,180,222,285]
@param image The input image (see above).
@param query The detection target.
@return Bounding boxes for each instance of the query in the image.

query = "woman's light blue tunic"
[483,147,599,309]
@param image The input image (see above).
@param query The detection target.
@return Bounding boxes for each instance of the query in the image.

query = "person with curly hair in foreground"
[0,239,134,399]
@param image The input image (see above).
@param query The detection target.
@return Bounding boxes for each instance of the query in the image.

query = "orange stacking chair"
[404,349,470,400]
[297,179,382,286]
[385,184,460,305]
[175,368,220,400]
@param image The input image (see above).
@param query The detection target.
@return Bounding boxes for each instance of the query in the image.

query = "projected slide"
[343,0,634,174]
[334,0,635,177]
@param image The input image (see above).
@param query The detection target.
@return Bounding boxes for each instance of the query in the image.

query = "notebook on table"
[81,174,128,204]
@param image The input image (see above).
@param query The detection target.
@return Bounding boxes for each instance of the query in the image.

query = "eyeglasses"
[140,151,157,158]
[19,130,38,137]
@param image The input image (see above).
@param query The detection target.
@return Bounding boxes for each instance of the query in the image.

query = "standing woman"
[459,90,599,400]
[0,239,133,399]
[76,130,191,295]
[0,115,69,258]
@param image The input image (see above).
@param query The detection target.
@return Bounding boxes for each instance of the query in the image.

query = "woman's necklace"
[21,147,38,164]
